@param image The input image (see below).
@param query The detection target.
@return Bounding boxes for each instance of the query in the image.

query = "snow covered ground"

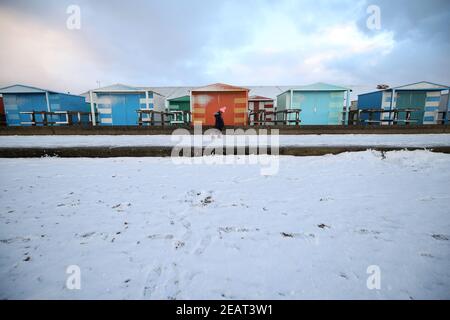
[0,151,449,299]
[1,134,450,148]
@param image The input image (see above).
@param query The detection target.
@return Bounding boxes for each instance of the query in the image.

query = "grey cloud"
[357,0,450,41]
[0,0,449,93]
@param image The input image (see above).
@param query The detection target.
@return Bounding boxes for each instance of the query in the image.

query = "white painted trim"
[97,108,112,114]
[390,90,396,110]
[345,90,350,125]
[89,90,97,126]
[290,90,293,109]
[427,91,441,97]
[140,97,154,106]
[425,101,440,107]
[45,92,51,112]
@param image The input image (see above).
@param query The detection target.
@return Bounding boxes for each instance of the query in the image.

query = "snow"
[0,150,449,299]
[1,134,450,148]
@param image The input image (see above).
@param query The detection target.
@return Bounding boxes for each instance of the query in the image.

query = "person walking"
[214,108,225,132]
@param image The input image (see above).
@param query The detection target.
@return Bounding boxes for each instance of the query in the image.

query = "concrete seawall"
[1,125,450,135]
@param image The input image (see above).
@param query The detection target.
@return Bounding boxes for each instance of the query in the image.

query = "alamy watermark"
[170,124,280,176]
[366,5,381,30]
[366,265,381,290]
[66,265,81,290]
[66,5,81,30]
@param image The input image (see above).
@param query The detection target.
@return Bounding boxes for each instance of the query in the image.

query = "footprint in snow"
[174,240,185,250]
[281,232,295,238]
[194,235,212,255]
[79,232,95,238]
[143,266,162,298]
[201,196,213,206]
[148,234,174,240]
[358,229,381,235]
[432,234,448,241]
[112,203,131,211]
[218,227,251,237]
[280,233,316,244]
[0,236,31,244]
[185,190,214,207]
[420,253,434,258]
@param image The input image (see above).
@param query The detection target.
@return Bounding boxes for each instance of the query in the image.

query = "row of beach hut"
[0,81,448,126]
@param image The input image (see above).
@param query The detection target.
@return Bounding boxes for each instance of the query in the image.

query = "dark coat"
[214,112,224,130]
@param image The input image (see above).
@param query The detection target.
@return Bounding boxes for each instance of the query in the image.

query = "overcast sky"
[0,0,449,95]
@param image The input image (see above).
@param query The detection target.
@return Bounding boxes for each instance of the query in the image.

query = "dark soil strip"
[1,146,449,158]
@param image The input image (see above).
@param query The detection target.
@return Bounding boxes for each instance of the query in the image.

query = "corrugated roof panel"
[147,87,195,100]
[358,81,450,97]
[93,83,141,92]
[247,86,291,98]
[192,83,250,92]
[275,83,351,97]
[391,81,449,91]
[168,95,190,102]
[0,84,52,94]
[290,82,351,92]
[249,95,274,101]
